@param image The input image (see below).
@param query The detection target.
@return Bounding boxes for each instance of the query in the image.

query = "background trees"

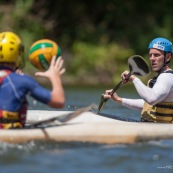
[0,0,173,85]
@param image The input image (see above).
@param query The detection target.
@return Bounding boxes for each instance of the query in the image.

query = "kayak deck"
[0,110,173,144]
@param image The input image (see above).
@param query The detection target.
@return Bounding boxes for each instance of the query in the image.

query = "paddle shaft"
[104,72,131,102]
[26,104,96,128]
[103,80,123,102]
[98,55,150,113]
[97,73,132,113]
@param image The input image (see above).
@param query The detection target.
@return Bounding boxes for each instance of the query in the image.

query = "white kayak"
[0,109,173,145]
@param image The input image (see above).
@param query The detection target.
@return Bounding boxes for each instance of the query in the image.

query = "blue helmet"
[148,37,172,54]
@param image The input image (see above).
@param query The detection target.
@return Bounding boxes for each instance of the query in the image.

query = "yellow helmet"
[0,32,25,68]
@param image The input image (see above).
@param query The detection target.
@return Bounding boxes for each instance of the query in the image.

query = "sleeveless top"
[141,71,173,123]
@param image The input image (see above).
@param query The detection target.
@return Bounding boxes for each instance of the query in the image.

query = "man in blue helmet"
[103,37,173,123]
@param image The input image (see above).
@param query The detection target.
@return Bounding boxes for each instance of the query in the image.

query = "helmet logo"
[153,43,164,51]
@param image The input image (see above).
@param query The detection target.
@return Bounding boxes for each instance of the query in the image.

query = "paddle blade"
[26,104,96,128]
[128,55,150,76]
[98,95,108,113]
[98,55,150,113]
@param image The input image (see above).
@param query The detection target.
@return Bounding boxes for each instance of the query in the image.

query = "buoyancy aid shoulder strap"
[148,76,158,88]
[164,70,173,74]
[148,70,173,88]
[0,70,12,84]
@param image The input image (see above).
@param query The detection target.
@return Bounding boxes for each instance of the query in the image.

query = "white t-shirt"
[122,72,173,111]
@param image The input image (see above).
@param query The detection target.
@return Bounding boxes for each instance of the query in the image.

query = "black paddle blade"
[98,81,123,113]
[98,55,150,113]
[98,95,108,113]
[128,55,150,76]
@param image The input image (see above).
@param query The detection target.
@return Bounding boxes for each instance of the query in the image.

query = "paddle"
[26,104,96,128]
[98,55,150,113]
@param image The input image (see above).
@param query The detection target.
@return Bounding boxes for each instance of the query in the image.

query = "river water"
[0,86,173,173]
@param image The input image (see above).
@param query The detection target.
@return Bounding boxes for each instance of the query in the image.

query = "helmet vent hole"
[10,41,15,45]
[10,48,14,51]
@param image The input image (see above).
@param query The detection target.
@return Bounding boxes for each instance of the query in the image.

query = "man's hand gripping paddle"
[98,55,150,113]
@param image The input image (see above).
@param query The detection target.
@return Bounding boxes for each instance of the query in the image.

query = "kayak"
[0,109,173,145]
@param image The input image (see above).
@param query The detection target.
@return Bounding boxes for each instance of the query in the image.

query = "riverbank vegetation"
[0,0,172,85]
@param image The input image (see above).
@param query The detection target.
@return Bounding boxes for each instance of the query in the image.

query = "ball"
[29,39,61,71]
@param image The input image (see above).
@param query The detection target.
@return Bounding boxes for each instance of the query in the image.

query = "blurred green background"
[1,0,173,86]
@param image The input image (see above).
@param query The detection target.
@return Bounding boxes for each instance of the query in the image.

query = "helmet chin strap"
[157,52,170,74]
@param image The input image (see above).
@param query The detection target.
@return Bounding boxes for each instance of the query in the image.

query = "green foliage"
[0,0,173,85]
[0,0,46,66]
[69,42,134,84]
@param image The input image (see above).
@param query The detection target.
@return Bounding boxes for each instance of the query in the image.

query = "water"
[1,86,173,173]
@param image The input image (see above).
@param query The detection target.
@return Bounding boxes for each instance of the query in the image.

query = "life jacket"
[0,70,27,129]
[141,70,173,123]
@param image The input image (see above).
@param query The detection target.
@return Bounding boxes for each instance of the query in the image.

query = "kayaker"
[0,31,65,129]
[103,37,173,123]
